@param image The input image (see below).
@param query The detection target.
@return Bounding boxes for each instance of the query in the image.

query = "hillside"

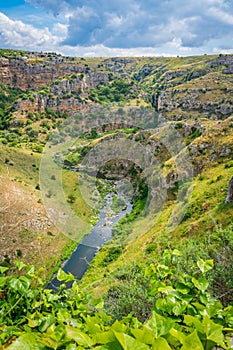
[0,49,232,349]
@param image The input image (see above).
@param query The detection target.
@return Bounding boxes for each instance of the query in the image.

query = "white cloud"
[52,23,68,37]
[208,6,233,25]
[1,0,233,56]
[51,0,233,50]
[0,12,60,50]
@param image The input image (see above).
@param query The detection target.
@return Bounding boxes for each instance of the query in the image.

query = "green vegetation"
[89,79,136,103]
[111,196,127,213]
[0,247,233,349]
[0,49,29,59]
[0,84,23,135]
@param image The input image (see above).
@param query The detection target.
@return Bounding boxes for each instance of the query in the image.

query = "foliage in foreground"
[0,251,233,350]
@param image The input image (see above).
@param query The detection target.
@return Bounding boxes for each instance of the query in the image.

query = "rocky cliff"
[0,50,232,121]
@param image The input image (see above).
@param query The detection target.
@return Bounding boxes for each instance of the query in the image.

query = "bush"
[104,264,153,322]
[100,246,123,266]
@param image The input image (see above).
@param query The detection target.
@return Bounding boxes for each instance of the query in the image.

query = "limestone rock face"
[225,176,233,203]
[157,88,233,119]
[0,52,232,121]
[0,57,88,91]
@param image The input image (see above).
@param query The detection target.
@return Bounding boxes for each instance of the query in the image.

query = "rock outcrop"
[225,176,233,203]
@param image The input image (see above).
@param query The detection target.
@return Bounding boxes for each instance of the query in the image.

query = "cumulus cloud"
[26,0,233,51]
[0,12,62,51]
[0,0,232,56]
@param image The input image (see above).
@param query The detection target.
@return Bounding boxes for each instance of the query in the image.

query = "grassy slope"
[0,145,94,280]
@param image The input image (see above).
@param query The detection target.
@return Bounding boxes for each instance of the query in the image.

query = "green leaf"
[184,315,203,332]
[169,328,186,343]
[57,308,72,323]
[191,277,209,293]
[38,315,56,332]
[46,324,66,343]
[145,311,174,338]
[84,316,101,334]
[14,260,27,271]
[0,276,7,287]
[158,286,175,294]
[172,301,188,316]
[66,326,93,347]
[28,318,40,328]
[197,259,214,273]
[95,331,115,344]
[176,282,190,295]
[205,301,223,318]
[26,265,35,276]
[111,320,128,333]
[57,269,75,282]
[9,276,31,293]
[113,331,149,350]
[152,337,172,350]
[0,266,9,274]
[181,330,204,350]
[71,280,80,294]
[203,316,226,348]
[131,328,154,345]
[94,300,104,309]
[7,333,44,349]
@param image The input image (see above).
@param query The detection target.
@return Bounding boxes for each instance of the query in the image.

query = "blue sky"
[0,0,233,56]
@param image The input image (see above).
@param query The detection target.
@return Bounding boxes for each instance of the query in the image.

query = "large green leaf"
[145,311,174,338]
[113,331,149,350]
[181,330,204,350]
[65,326,93,347]
[191,277,209,293]
[95,330,115,344]
[111,320,128,333]
[131,328,154,345]
[197,259,214,273]
[8,276,31,293]
[152,337,172,350]
[7,333,44,349]
[0,266,9,274]
[83,316,101,334]
[169,328,185,344]
[203,316,226,348]
[183,315,203,332]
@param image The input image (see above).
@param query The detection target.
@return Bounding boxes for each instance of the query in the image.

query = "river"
[46,191,132,290]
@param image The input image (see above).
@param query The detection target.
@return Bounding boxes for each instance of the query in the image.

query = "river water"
[46,192,132,290]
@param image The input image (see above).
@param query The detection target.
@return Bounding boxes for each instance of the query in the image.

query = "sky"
[0,0,233,57]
